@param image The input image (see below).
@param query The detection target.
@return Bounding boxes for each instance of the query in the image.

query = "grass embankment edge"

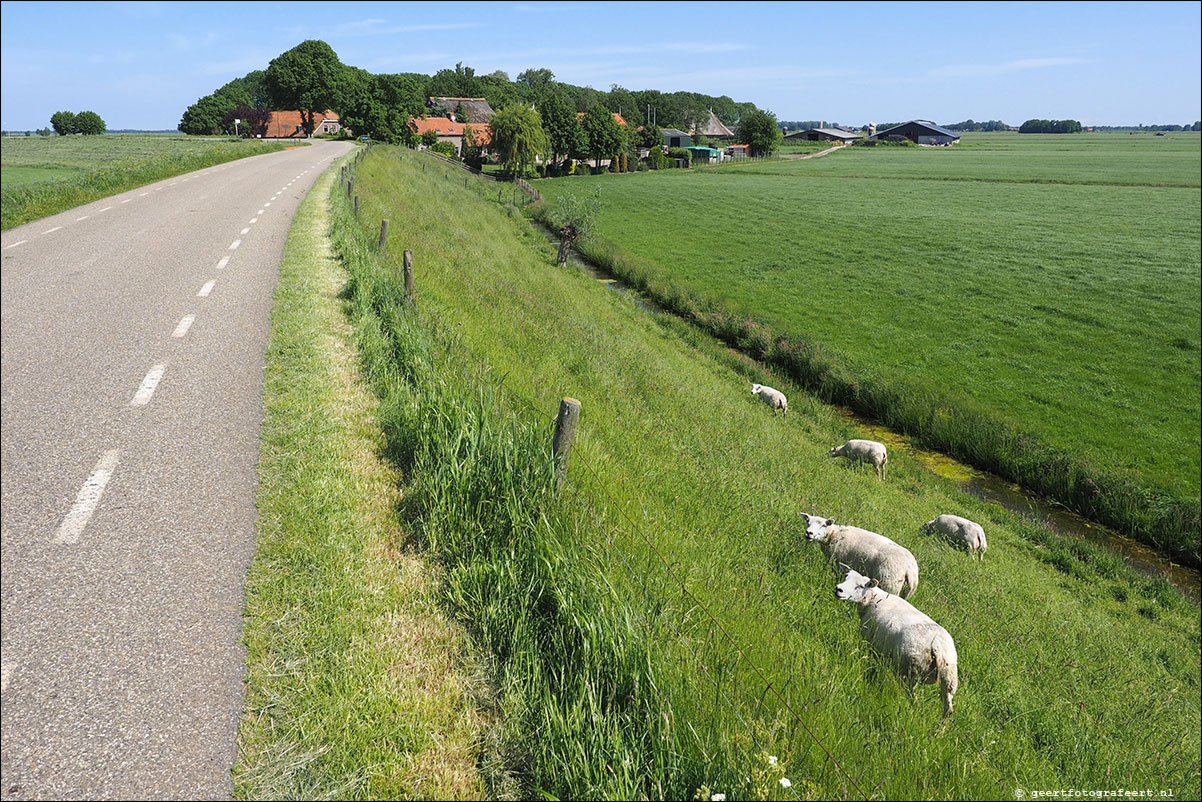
[1,139,295,231]
[233,151,484,799]
[530,203,1201,568]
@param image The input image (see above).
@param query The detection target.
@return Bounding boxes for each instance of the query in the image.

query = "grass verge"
[1,138,291,230]
[234,153,483,800]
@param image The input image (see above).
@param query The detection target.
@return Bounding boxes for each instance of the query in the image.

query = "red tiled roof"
[264,110,339,138]
[577,111,628,127]
[410,117,491,145]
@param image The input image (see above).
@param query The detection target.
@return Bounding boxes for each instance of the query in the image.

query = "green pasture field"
[777,139,843,155]
[534,133,1202,559]
[0,134,290,229]
[732,131,1201,186]
[329,146,1199,800]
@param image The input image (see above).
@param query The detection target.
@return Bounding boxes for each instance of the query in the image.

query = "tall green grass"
[331,145,1200,800]
[1,136,290,229]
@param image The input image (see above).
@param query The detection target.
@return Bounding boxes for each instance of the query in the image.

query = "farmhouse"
[427,96,496,123]
[871,120,960,145]
[410,117,491,156]
[264,110,340,138]
[786,127,864,142]
[660,127,691,148]
[724,143,749,159]
[692,108,735,141]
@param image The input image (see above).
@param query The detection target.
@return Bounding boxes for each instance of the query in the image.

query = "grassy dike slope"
[234,155,484,799]
[334,146,1199,800]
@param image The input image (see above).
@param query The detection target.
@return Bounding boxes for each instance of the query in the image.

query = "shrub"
[430,141,457,158]
[667,147,691,166]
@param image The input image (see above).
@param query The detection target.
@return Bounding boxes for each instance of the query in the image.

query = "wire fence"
[338,145,874,800]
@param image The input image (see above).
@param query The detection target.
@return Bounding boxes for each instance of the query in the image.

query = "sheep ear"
[838,562,851,572]
[869,579,879,588]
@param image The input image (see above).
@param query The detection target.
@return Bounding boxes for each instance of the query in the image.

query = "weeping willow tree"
[489,104,548,177]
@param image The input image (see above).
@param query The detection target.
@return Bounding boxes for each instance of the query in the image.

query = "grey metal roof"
[660,128,690,138]
[873,120,960,139]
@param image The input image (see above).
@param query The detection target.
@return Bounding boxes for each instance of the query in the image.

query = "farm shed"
[660,128,691,148]
[787,127,863,142]
[871,120,960,145]
[264,110,340,138]
[685,146,721,165]
[724,144,749,159]
[427,97,496,123]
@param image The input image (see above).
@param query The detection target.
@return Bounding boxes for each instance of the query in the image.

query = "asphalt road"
[1,139,354,799]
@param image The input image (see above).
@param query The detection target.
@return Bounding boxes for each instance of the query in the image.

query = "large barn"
[785,127,864,142]
[871,120,960,145]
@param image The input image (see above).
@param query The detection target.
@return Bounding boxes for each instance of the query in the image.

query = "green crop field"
[535,132,1202,563]
[320,146,1199,800]
[0,133,290,229]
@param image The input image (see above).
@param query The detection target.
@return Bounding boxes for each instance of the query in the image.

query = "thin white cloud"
[930,57,1088,78]
[331,19,480,37]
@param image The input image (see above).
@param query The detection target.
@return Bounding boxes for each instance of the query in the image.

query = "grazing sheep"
[828,439,887,480]
[834,565,959,715]
[751,383,788,415]
[923,514,988,560]
[802,513,918,599]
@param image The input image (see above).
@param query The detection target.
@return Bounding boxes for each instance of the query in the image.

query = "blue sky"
[1,1,1199,130]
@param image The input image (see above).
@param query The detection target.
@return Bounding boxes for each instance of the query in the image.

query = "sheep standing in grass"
[834,565,959,716]
[751,383,788,415]
[828,439,887,480]
[802,513,918,599]
[923,514,987,560]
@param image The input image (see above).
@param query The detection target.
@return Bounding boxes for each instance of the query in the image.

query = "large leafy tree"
[735,108,781,156]
[222,106,271,137]
[50,111,77,135]
[179,92,234,135]
[341,71,423,145]
[265,40,348,136]
[539,94,585,166]
[489,104,547,177]
[580,104,625,169]
[74,111,106,136]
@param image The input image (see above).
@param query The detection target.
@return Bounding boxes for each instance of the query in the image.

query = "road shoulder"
[233,153,484,799]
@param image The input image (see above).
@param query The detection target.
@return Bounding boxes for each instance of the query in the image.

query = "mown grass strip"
[234,153,483,800]
[1,138,291,230]
[335,145,1199,800]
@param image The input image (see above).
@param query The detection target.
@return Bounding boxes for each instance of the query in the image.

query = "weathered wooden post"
[552,397,581,488]
[354,195,360,215]
[378,219,389,249]
[498,188,503,203]
[347,178,353,198]
[403,249,414,299]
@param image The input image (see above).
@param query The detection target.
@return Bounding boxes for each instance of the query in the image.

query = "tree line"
[49,110,106,136]
[1018,119,1083,133]
[177,40,763,144]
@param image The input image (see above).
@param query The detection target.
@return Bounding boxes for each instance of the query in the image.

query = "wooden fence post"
[379,219,389,249]
[348,178,353,198]
[552,397,582,488]
[403,249,414,299]
[354,195,359,215]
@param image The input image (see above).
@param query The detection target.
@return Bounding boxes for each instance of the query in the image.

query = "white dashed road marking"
[41,226,62,235]
[198,280,215,297]
[6,240,28,249]
[229,240,241,250]
[131,364,166,406]
[249,218,258,224]
[54,449,120,545]
[240,227,250,235]
[97,207,112,213]
[216,256,230,270]
[76,215,89,221]
[172,315,195,338]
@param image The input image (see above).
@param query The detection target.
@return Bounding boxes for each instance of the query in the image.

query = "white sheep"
[828,439,888,480]
[834,565,959,715]
[922,514,987,560]
[751,383,788,415]
[802,513,919,599]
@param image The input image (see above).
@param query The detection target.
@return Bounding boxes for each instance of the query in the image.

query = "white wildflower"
[780,777,792,789]
[768,755,778,766]
[711,795,726,801]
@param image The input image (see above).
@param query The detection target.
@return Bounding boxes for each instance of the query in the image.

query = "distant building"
[871,120,960,145]
[685,146,721,165]
[264,110,340,138]
[785,127,863,142]
[724,144,750,159]
[410,117,491,156]
[660,127,691,148]
[427,97,496,124]
[692,108,735,141]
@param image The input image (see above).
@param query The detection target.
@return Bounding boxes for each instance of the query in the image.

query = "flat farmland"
[1,134,289,228]
[537,133,1201,554]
